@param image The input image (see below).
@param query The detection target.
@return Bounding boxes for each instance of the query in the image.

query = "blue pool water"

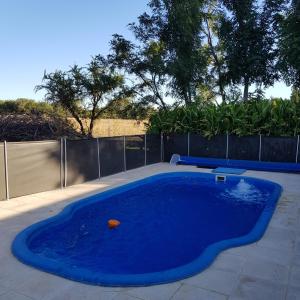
[12,172,282,286]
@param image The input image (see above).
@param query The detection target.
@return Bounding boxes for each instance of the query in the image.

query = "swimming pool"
[12,172,282,286]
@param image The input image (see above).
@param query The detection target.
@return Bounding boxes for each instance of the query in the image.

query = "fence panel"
[126,135,145,170]
[0,143,6,200]
[228,135,260,161]
[66,139,98,186]
[163,134,188,162]
[146,134,161,165]
[298,137,300,163]
[190,134,227,158]
[7,141,61,198]
[99,137,124,177]
[261,136,298,163]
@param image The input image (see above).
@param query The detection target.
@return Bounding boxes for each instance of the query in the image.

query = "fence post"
[123,136,126,171]
[160,133,164,162]
[4,141,9,200]
[226,132,229,159]
[187,133,190,156]
[97,138,101,180]
[259,134,262,161]
[144,134,147,166]
[296,135,299,163]
[64,138,67,187]
[60,138,64,189]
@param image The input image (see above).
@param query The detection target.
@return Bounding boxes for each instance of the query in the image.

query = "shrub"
[147,99,300,137]
[0,98,62,115]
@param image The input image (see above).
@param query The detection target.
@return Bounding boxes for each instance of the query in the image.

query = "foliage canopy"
[36,55,125,136]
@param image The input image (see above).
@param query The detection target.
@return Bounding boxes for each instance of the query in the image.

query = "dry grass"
[92,119,147,137]
[70,118,148,137]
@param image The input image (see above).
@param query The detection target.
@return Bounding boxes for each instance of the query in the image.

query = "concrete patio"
[0,163,299,300]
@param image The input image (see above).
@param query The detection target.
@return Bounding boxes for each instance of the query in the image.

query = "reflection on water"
[220,179,269,205]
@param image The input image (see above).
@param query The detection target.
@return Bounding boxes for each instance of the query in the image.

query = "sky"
[0,0,291,101]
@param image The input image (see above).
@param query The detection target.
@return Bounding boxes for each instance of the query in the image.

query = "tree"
[101,97,155,119]
[219,0,282,101]
[123,0,208,105]
[109,34,169,110]
[114,0,288,105]
[160,0,208,104]
[36,55,124,136]
[279,0,300,89]
[202,1,228,102]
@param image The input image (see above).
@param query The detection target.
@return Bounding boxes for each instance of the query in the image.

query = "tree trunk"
[79,120,86,136]
[204,17,226,103]
[220,83,226,103]
[88,118,94,138]
[184,85,192,105]
[184,95,192,106]
[155,92,168,110]
[88,98,101,138]
[71,112,86,136]
[243,78,249,101]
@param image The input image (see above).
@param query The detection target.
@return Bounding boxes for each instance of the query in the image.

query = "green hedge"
[148,99,300,137]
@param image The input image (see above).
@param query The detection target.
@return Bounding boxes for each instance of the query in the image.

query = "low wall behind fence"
[164,134,300,163]
[0,134,162,201]
[1,133,299,201]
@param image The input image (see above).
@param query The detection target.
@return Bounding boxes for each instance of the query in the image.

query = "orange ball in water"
[108,219,120,229]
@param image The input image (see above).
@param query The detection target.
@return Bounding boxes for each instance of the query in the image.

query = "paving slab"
[172,284,227,300]
[287,286,300,300]
[211,252,246,273]
[43,287,119,300]
[290,266,300,288]
[0,291,34,300]
[229,275,287,300]
[126,282,181,300]
[242,243,294,266]
[0,163,299,299]
[183,268,240,295]
[112,294,143,300]
[241,257,290,284]
[0,285,8,297]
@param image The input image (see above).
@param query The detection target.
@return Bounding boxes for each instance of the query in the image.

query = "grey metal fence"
[66,139,99,186]
[261,136,298,163]
[146,134,162,165]
[297,135,300,163]
[1,133,299,201]
[0,143,6,200]
[6,141,61,199]
[190,134,227,159]
[125,135,145,170]
[228,135,260,161]
[163,134,189,162]
[99,136,125,177]
[163,133,300,164]
[0,134,163,200]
